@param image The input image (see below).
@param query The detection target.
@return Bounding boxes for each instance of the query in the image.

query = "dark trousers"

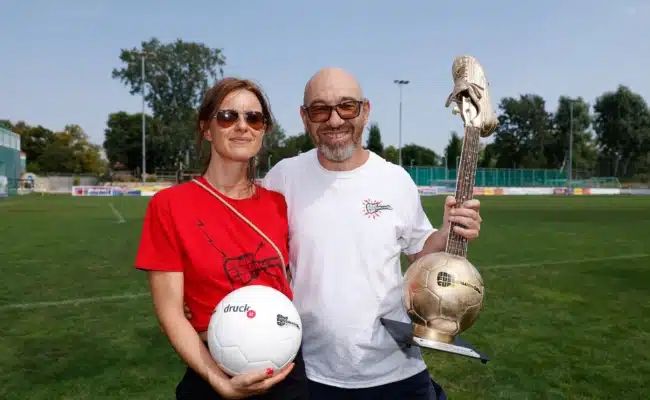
[308,369,447,400]
[176,347,310,400]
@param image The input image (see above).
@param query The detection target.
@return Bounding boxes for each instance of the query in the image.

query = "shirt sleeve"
[134,192,184,272]
[399,175,437,255]
[261,160,286,194]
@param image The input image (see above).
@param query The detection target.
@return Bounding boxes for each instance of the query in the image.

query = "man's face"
[300,76,369,162]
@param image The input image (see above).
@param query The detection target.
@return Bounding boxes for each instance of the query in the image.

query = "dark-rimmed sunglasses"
[214,109,266,131]
[302,100,364,123]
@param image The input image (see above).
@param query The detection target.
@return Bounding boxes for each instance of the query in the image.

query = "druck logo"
[223,304,251,313]
[224,304,257,319]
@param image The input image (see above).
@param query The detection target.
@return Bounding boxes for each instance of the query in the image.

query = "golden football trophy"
[381,55,498,363]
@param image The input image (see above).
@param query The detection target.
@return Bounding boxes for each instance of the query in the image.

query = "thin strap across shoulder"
[191,178,290,283]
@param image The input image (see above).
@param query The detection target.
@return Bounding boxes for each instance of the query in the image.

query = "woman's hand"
[213,363,295,399]
[148,271,294,399]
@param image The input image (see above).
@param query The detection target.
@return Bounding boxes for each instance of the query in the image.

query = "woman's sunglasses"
[214,109,266,131]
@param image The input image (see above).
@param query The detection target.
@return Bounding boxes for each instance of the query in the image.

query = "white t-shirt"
[262,149,436,389]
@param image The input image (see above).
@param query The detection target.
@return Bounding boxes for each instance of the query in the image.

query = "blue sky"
[1,0,649,156]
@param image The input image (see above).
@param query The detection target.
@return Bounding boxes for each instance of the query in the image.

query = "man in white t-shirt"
[261,67,483,399]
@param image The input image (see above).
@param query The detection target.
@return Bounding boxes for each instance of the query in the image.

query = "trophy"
[381,55,498,363]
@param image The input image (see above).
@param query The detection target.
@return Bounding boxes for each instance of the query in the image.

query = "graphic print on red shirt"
[194,216,286,291]
[134,177,292,332]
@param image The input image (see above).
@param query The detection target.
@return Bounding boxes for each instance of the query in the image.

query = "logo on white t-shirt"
[362,199,393,219]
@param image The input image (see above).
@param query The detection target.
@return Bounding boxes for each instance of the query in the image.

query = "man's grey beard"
[318,142,355,162]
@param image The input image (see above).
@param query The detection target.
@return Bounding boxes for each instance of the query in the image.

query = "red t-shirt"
[134,177,292,332]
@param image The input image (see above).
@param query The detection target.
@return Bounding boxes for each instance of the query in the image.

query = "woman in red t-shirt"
[134,77,308,400]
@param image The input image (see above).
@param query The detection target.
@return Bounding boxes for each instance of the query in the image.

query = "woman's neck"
[203,157,254,200]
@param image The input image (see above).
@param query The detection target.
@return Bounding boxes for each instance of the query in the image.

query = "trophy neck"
[445,125,481,258]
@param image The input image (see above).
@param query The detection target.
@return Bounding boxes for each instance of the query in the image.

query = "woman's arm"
[148,270,228,391]
[138,193,293,399]
[148,271,294,399]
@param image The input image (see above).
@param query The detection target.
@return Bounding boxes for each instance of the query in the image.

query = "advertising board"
[588,188,620,195]
[623,188,650,196]
[418,186,438,196]
[72,186,115,196]
[71,184,172,197]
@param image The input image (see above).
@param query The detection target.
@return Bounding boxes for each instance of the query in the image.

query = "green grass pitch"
[1,194,649,399]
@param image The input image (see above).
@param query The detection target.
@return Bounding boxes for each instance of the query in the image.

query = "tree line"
[2,37,649,183]
[0,120,104,175]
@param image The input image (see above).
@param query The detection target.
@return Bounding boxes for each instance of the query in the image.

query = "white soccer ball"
[207,285,302,376]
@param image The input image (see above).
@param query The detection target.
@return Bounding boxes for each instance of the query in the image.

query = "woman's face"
[204,89,267,163]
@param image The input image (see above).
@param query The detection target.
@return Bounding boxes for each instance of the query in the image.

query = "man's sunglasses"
[302,100,364,123]
[214,109,266,131]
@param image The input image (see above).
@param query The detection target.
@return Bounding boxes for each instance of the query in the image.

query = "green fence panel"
[405,167,569,187]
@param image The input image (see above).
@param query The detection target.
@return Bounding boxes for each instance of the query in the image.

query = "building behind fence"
[0,127,22,197]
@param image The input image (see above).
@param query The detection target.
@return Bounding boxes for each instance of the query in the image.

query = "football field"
[1,194,649,399]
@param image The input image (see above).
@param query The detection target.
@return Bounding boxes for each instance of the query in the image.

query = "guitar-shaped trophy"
[381,55,498,363]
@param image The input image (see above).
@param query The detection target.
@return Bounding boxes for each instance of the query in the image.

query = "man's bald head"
[299,67,370,165]
[303,67,363,106]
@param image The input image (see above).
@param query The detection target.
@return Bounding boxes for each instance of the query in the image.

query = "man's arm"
[399,177,440,263]
[406,230,447,264]
[405,196,482,264]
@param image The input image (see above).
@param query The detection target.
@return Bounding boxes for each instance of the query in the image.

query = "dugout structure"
[0,127,22,197]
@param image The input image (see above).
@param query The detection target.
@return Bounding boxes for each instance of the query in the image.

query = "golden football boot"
[444,55,498,137]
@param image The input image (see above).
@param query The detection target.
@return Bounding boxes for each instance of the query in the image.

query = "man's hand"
[442,196,482,240]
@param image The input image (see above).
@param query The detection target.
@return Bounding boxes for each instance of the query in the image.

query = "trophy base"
[380,318,489,364]
[412,323,454,344]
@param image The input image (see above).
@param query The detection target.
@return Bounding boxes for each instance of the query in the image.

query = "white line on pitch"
[1,254,648,311]
[0,292,149,311]
[481,253,648,270]
[108,202,126,223]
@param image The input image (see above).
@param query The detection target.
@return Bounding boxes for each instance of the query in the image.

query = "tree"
[383,146,399,164]
[593,85,650,177]
[19,125,55,172]
[111,37,226,168]
[261,123,287,172]
[3,121,104,174]
[551,96,595,175]
[2,120,30,137]
[278,133,314,159]
[401,144,440,166]
[297,133,315,153]
[444,131,463,169]
[491,94,554,168]
[37,125,104,174]
[103,112,162,172]
[365,123,384,154]
[264,123,286,151]
[59,124,104,173]
[478,143,498,168]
